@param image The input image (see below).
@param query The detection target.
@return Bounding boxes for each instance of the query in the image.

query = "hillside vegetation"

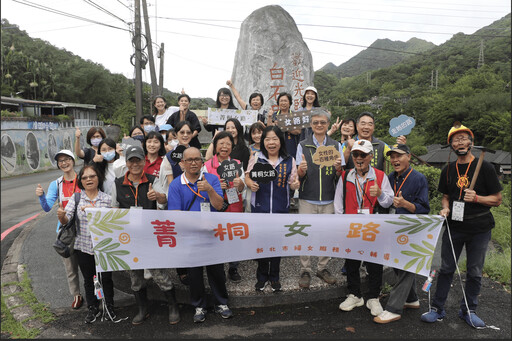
[315,14,511,154]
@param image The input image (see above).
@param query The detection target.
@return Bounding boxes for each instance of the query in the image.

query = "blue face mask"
[132,135,145,142]
[144,125,156,133]
[102,150,116,162]
[91,137,102,147]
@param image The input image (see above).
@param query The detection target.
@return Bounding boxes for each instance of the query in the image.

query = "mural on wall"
[1,134,16,174]
[1,127,88,177]
[48,133,58,167]
[25,132,40,171]
[1,125,121,177]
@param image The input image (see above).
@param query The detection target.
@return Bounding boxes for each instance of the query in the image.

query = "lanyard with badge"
[390,168,413,214]
[185,173,210,212]
[62,175,78,203]
[128,183,143,209]
[355,176,370,214]
[451,157,474,222]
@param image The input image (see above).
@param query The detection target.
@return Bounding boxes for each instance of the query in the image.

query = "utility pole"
[431,70,434,89]
[158,43,164,95]
[435,69,438,89]
[134,0,143,124]
[478,39,485,68]
[141,0,159,97]
[366,72,371,85]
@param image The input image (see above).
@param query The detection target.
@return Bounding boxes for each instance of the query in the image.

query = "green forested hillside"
[315,14,511,154]
[320,37,436,78]
[0,19,214,133]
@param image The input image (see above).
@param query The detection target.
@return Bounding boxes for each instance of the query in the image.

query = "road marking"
[1,213,41,241]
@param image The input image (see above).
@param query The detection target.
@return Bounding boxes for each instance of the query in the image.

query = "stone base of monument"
[112,257,395,308]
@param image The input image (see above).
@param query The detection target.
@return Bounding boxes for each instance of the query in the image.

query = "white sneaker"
[374,310,401,324]
[366,298,383,316]
[339,294,364,311]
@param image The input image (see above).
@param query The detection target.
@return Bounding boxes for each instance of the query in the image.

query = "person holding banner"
[201,87,238,137]
[165,94,202,149]
[204,130,246,283]
[373,143,430,324]
[58,164,115,324]
[421,123,502,328]
[245,126,300,292]
[226,80,268,125]
[297,85,322,139]
[167,147,234,323]
[334,139,394,317]
[110,145,177,325]
[295,109,344,289]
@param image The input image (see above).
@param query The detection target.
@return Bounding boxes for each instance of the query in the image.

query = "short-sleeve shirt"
[438,158,502,233]
[167,172,223,212]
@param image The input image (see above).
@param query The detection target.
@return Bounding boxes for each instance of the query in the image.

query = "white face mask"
[91,137,102,147]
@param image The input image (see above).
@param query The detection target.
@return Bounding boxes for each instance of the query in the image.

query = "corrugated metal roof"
[1,96,95,109]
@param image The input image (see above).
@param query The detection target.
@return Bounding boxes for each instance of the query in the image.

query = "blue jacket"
[251,155,294,213]
[388,167,430,214]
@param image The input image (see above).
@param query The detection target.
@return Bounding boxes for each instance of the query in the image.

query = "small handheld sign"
[389,114,416,137]
[312,145,340,168]
[217,159,243,182]
[249,162,278,184]
[170,145,187,163]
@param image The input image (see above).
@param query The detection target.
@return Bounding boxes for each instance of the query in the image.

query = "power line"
[116,0,133,12]
[12,0,130,32]
[290,0,508,13]
[82,0,129,25]
[304,38,423,55]
[283,4,501,20]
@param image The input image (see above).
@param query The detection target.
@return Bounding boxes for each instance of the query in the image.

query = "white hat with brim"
[54,149,75,162]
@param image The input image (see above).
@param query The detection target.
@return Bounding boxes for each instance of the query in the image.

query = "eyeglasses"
[452,137,470,144]
[81,175,97,180]
[57,157,73,164]
[182,158,203,164]
[311,121,328,126]
[352,151,369,158]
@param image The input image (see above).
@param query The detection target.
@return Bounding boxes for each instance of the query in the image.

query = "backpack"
[53,192,80,258]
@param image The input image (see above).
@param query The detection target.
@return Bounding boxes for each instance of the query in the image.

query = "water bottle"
[93,275,104,299]
[422,270,436,292]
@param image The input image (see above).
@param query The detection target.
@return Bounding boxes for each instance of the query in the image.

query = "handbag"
[53,192,81,258]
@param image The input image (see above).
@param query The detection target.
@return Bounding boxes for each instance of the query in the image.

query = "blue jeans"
[432,228,491,313]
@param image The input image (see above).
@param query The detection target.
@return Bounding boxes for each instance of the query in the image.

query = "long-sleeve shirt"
[388,167,430,215]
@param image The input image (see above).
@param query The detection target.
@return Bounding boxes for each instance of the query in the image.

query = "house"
[420,145,511,178]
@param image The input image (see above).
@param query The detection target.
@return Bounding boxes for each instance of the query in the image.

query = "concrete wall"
[1,124,121,178]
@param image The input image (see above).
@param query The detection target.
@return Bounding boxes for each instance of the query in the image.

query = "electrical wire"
[12,0,130,32]
[83,0,129,25]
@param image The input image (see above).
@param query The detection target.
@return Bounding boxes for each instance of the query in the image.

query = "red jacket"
[341,168,385,214]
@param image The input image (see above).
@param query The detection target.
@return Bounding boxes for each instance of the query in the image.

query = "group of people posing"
[36,82,502,330]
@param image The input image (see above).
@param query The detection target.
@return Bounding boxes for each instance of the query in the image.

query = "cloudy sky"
[2,0,510,98]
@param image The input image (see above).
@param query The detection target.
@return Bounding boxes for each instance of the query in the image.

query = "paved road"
[1,169,66,265]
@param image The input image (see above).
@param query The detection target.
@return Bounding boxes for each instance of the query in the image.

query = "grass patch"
[483,248,511,290]
[1,268,55,339]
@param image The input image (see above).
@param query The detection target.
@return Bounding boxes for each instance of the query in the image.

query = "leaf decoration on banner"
[93,237,131,271]
[88,209,129,236]
[385,215,442,234]
[401,240,436,273]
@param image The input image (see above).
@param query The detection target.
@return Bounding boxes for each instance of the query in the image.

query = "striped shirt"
[65,190,111,255]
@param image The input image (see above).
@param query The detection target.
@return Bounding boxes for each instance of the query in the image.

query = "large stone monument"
[230,5,314,112]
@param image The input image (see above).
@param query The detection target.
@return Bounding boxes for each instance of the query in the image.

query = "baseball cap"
[125,145,145,161]
[351,139,373,155]
[158,124,173,132]
[386,143,411,156]
[54,149,75,162]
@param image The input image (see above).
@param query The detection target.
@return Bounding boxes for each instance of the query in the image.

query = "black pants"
[188,264,228,309]
[76,250,114,307]
[256,257,281,282]
[345,259,383,299]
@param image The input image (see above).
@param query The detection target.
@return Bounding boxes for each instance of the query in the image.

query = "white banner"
[207,108,258,126]
[85,209,444,277]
